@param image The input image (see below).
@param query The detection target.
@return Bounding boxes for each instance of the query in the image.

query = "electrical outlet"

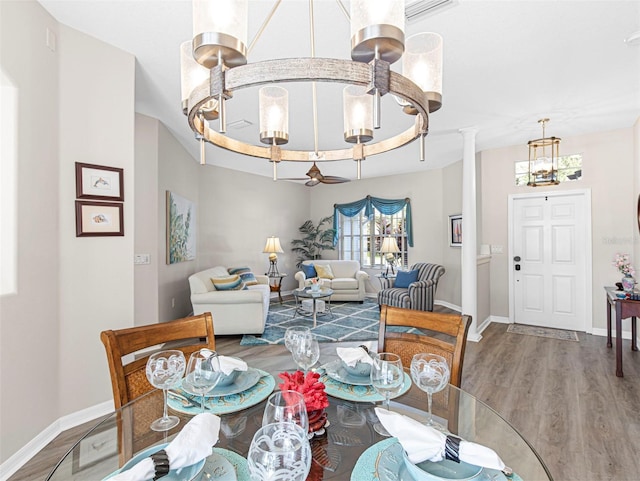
[134,254,150,265]
[490,245,503,254]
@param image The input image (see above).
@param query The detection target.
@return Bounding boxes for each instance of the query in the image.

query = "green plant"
[291,215,336,267]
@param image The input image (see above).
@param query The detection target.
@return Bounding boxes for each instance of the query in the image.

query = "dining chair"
[378,305,471,433]
[100,312,216,410]
[100,312,215,464]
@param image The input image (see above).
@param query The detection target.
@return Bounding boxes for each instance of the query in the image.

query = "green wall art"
[166,191,196,264]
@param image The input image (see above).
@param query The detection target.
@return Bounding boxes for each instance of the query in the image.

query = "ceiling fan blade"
[320,176,351,184]
[278,177,310,181]
[305,178,321,187]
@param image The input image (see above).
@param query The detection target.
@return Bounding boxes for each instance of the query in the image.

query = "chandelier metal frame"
[182,0,441,174]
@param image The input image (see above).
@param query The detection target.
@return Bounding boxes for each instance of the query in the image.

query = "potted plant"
[291,215,336,267]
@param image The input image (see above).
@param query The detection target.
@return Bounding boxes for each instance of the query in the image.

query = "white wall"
[0,0,61,464]
[196,162,310,294]
[479,127,636,330]
[634,118,640,277]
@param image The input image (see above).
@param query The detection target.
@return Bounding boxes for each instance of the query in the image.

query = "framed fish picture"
[75,162,124,201]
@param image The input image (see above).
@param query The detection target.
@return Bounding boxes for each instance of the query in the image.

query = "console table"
[605,287,639,377]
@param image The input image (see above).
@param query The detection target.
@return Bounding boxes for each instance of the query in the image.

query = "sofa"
[294,260,369,302]
[188,266,270,335]
[377,262,445,311]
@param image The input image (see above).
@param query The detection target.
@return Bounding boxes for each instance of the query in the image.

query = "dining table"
[45,362,553,481]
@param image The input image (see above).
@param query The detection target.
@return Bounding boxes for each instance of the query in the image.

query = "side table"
[375,273,396,290]
[605,286,639,377]
[266,273,287,304]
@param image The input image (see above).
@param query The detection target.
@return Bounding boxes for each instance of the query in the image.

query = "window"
[515,154,582,186]
[338,207,408,268]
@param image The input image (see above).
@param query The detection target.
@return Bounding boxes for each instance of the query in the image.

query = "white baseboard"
[591,327,639,341]
[0,401,113,481]
[434,300,460,312]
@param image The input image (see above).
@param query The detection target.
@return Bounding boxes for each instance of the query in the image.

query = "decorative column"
[459,128,481,341]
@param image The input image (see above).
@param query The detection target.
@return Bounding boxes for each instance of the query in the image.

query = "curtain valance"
[333,195,413,247]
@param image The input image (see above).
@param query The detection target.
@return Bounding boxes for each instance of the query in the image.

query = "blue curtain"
[333,196,413,247]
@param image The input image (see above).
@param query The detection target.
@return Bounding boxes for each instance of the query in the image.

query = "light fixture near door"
[527,118,560,187]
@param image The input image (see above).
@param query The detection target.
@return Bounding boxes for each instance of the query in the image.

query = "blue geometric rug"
[240,298,381,345]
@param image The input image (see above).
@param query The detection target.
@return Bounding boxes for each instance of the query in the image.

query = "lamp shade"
[403,32,443,112]
[343,85,373,143]
[192,0,247,45]
[263,236,284,254]
[350,0,404,37]
[350,0,405,64]
[259,87,289,145]
[380,237,401,254]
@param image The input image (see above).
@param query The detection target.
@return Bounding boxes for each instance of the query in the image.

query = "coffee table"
[293,287,333,327]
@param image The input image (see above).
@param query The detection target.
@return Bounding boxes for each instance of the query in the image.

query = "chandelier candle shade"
[181,0,442,176]
[263,236,284,277]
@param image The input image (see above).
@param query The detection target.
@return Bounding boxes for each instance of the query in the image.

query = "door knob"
[514,256,521,262]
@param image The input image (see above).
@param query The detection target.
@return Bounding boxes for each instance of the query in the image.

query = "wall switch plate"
[134,254,150,265]
[490,245,503,254]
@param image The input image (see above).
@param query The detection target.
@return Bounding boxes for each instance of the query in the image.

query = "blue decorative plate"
[323,360,372,386]
[321,371,411,402]
[169,370,275,415]
[102,443,204,481]
[212,448,249,480]
[351,439,522,481]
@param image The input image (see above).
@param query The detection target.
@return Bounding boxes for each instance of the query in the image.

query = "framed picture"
[166,191,196,264]
[75,162,124,201]
[449,214,462,247]
[76,201,124,237]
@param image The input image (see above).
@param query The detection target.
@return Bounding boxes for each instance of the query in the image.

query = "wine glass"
[262,390,309,433]
[284,326,311,353]
[292,334,319,374]
[247,422,311,481]
[370,352,404,436]
[145,350,186,431]
[182,349,223,412]
[410,353,450,429]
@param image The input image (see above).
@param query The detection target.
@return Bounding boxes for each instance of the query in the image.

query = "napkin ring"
[445,435,461,464]
[151,449,170,480]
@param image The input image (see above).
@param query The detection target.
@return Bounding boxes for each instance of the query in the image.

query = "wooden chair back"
[378,305,471,387]
[100,312,215,410]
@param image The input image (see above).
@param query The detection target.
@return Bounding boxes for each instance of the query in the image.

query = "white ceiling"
[38,0,640,182]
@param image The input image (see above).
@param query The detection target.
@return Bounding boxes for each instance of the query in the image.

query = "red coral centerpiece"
[278,370,330,436]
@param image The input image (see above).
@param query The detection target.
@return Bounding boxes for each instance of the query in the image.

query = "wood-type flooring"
[8,317,640,481]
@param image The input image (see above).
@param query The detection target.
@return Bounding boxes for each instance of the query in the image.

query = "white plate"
[103,443,205,481]
[205,451,237,481]
[323,360,372,386]
[181,368,261,397]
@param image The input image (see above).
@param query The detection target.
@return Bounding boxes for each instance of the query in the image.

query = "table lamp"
[263,236,284,276]
[380,237,400,276]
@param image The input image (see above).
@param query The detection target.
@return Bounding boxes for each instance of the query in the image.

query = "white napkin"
[374,408,506,471]
[200,351,248,375]
[110,413,221,481]
[337,344,374,366]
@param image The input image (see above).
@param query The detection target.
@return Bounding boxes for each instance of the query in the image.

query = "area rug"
[241,298,381,345]
[506,324,579,342]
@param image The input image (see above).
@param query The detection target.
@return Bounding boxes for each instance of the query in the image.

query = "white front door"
[510,191,590,331]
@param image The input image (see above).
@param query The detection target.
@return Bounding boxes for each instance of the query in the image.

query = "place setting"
[318,343,412,403]
[161,349,276,416]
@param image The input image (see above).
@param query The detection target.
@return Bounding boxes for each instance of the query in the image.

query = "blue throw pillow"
[301,264,317,279]
[394,269,419,288]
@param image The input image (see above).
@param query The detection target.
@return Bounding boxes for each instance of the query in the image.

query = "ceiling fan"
[284,163,350,187]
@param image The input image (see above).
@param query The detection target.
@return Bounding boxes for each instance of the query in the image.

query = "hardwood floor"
[9,320,640,481]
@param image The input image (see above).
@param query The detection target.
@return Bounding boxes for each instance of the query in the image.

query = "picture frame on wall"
[449,214,462,247]
[75,162,124,201]
[166,191,196,264]
[75,201,124,237]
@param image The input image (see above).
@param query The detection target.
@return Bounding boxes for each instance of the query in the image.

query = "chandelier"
[180,0,443,181]
[527,118,560,187]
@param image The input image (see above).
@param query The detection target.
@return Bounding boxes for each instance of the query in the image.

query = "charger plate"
[102,443,204,481]
[210,448,249,480]
[320,371,411,402]
[181,369,262,397]
[351,439,522,481]
[169,370,275,415]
